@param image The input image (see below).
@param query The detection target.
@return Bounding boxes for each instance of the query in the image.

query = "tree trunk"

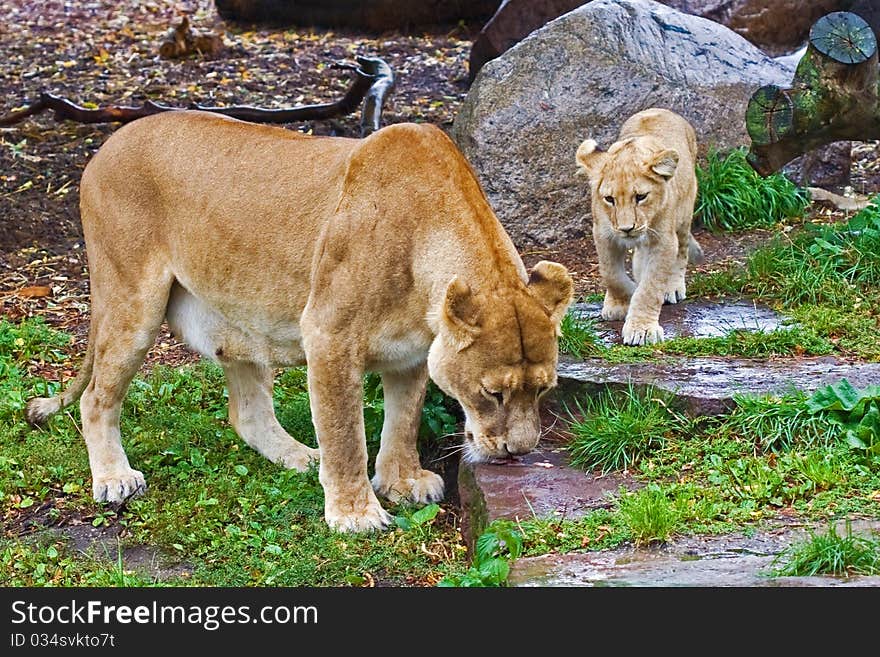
[746,11,879,176]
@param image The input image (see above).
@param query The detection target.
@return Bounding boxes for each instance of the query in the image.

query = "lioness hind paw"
[279,446,320,471]
[372,469,445,504]
[92,469,147,503]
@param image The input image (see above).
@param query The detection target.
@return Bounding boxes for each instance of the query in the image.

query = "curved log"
[746,11,879,176]
[0,57,393,133]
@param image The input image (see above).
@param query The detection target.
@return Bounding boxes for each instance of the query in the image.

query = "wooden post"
[746,11,879,176]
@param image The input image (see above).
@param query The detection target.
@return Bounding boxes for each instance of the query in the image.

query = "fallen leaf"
[18,285,51,298]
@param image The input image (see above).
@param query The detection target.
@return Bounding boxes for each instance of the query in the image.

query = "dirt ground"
[2,0,879,379]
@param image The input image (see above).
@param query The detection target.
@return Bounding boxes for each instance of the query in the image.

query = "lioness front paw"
[325,496,392,533]
[92,469,147,503]
[279,445,320,471]
[622,320,664,346]
[372,469,445,504]
[601,300,629,321]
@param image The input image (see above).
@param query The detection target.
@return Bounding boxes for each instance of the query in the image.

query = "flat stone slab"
[557,356,880,416]
[573,299,783,344]
[510,519,880,587]
[457,444,635,547]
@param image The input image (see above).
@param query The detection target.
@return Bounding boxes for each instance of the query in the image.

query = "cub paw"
[601,301,629,321]
[664,279,687,305]
[663,289,686,304]
[279,445,320,471]
[622,320,664,346]
[92,469,147,503]
[372,469,445,504]
[325,495,392,533]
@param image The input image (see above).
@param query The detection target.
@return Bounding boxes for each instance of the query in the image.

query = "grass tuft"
[558,308,603,359]
[565,383,686,473]
[695,147,809,232]
[769,520,880,577]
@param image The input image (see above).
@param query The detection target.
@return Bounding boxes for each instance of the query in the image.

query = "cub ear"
[575,139,607,181]
[651,148,679,179]
[527,261,574,336]
[441,276,481,350]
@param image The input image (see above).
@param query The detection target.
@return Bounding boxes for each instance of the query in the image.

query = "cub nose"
[620,225,635,234]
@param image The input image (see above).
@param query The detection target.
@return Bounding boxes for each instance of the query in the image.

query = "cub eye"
[603,195,615,206]
[635,193,648,203]
[481,387,504,405]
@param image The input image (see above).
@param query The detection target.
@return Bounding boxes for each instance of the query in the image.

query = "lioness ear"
[527,261,574,336]
[651,148,679,179]
[575,139,607,181]
[441,276,480,350]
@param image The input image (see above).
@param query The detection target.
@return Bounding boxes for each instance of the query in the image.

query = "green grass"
[769,520,880,577]
[615,484,680,545]
[720,390,836,452]
[565,383,687,473]
[695,146,810,232]
[557,307,603,359]
[0,318,473,587]
[683,195,880,362]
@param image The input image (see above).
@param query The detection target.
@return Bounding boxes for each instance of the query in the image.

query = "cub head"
[427,261,573,462]
[575,136,679,245]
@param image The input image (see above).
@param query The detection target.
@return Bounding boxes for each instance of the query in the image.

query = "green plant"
[769,520,880,577]
[807,379,880,461]
[566,383,685,473]
[558,309,603,359]
[722,390,835,452]
[695,146,809,232]
[438,520,523,587]
[615,484,680,545]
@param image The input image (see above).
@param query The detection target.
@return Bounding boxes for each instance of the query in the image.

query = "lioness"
[26,111,573,532]
[575,108,703,345]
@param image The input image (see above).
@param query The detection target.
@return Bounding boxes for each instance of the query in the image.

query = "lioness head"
[575,136,679,245]
[427,261,573,462]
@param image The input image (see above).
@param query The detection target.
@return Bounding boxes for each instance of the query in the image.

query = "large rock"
[452,0,794,248]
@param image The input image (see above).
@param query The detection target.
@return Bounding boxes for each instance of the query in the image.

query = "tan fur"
[25,111,573,532]
[575,108,703,345]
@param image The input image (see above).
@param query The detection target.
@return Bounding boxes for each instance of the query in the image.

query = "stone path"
[458,298,880,587]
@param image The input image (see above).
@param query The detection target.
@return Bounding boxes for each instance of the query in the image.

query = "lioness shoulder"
[575,107,703,346]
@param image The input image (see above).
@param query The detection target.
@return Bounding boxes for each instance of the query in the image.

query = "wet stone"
[509,519,880,587]
[557,356,880,416]
[457,445,636,548]
[572,299,784,345]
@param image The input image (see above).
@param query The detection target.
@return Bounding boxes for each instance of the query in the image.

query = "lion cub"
[575,108,703,345]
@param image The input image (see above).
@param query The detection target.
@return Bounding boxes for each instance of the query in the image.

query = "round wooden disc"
[746,85,794,145]
[809,11,877,65]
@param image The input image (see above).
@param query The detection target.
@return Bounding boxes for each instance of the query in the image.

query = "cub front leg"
[372,364,444,505]
[622,241,676,345]
[595,231,635,321]
[304,344,391,533]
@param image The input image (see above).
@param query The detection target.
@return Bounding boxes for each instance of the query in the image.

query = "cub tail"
[687,233,704,266]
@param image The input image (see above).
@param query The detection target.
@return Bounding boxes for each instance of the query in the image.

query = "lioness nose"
[620,225,634,233]
[503,441,531,456]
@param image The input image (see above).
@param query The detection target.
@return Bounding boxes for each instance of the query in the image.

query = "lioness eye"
[635,193,648,203]
[603,195,615,206]
[481,387,504,405]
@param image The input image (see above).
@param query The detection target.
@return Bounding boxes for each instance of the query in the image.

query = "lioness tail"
[25,333,94,427]
[687,233,704,266]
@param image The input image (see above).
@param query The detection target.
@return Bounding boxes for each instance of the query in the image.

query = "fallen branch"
[746,11,879,176]
[0,56,392,137]
[807,186,873,211]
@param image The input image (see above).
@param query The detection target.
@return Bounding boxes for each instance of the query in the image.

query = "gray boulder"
[452,0,794,248]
